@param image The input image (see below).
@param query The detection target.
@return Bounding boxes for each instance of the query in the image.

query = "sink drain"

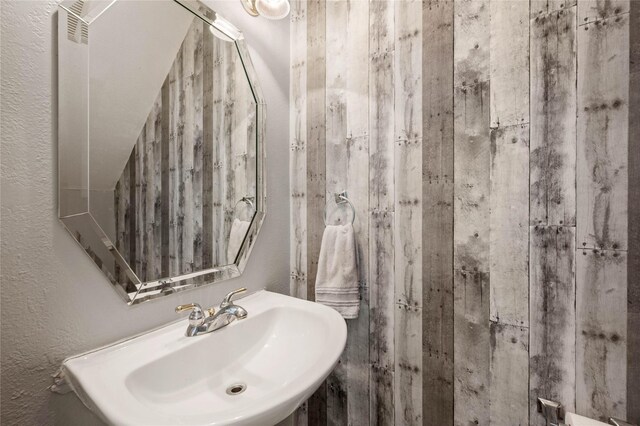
[226,383,247,396]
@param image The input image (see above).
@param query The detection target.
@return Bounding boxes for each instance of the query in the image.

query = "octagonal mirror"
[57,0,266,304]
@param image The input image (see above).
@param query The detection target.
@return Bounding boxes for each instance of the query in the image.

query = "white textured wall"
[0,1,290,424]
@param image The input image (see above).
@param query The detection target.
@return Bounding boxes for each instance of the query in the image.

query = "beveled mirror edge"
[57,0,267,305]
[174,0,242,41]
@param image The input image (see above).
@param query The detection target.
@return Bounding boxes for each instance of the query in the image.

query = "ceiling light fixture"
[240,0,290,20]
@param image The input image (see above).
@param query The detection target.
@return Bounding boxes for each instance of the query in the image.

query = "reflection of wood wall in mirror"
[114,19,255,283]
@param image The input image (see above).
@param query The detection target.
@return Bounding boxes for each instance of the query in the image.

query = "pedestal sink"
[59,290,347,425]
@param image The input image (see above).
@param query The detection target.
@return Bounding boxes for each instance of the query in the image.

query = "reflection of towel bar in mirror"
[234,196,255,213]
[233,196,256,221]
[323,191,355,226]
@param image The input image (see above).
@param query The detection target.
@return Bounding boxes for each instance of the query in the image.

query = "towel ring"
[234,196,255,212]
[323,191,356,225]
[233,196,255,220]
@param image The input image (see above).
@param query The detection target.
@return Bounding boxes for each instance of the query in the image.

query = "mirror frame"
[57,0,266,305]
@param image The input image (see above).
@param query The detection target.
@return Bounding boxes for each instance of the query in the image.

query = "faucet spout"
[202,304,248,331]
[177,288,248,337]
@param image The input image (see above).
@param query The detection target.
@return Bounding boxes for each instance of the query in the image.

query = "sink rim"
[61,290,347,425]
[123,304,336,406]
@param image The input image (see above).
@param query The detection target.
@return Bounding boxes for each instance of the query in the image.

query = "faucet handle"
[175,303,205,327]
[221,288,247,307]
[175,303,201,313]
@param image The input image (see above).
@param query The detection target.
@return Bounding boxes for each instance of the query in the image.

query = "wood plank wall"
[290,0,636,424]
[629,1,640,423]
[575,1,629,421]
[115,19,255,282]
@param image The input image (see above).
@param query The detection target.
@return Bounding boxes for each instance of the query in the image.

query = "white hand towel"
[227,219,251,264]
[315,224,359,319]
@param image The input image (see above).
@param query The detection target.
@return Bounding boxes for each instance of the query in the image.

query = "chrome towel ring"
[233,196,255,220]
[234,196,255,212]
[323,191,356,226]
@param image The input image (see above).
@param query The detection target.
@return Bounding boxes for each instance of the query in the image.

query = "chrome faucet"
[175,288,248,337]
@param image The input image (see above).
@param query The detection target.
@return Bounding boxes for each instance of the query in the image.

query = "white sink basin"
[61,290,347,425]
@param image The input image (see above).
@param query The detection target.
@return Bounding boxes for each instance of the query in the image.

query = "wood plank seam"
[578,11,630,28]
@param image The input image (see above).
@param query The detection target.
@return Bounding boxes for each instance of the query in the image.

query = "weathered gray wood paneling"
[578,0,629,24]
[531,0,577,18]
[306,0,327,423]
[529,5,578,421]
[202,27,214,271]
[128,150,136,284]
[306,0,326,304]
[289,0,307,302]
[227,42,251,260]
[290,1,634,424]
[289,4,309,417]
[453,0,490,88]
[489,124,530,424]
[489,323,530,425]
[488,26,531,426]
[181,24,196,273]
[324,1,349,423]
[530,7,577,228]
[453,81,491,426]
[489,123,530,329]
[343,1,371,423]
[576,7,629,420]
[192,22,204,272]
[115,155,130,283]
[394,1,423,423]
[530,225,576,425]
[368,210,395,425]
[369,0,395,213]
[577,11,629,251]
[222,41,236,262]
[144,112,153,279]
[211,37,225,266]
[489,0,529,129]
[368,2,395,423]
[161,73,171,277]
[628,2,640,423]
[306,0,326,308]
[135,123,147,279]
[576,249,628,420]
[423,0,454,424]
[453,0,490,423]
[321,0,374,416]
[145,94,162,280]
[169,50,181,275]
